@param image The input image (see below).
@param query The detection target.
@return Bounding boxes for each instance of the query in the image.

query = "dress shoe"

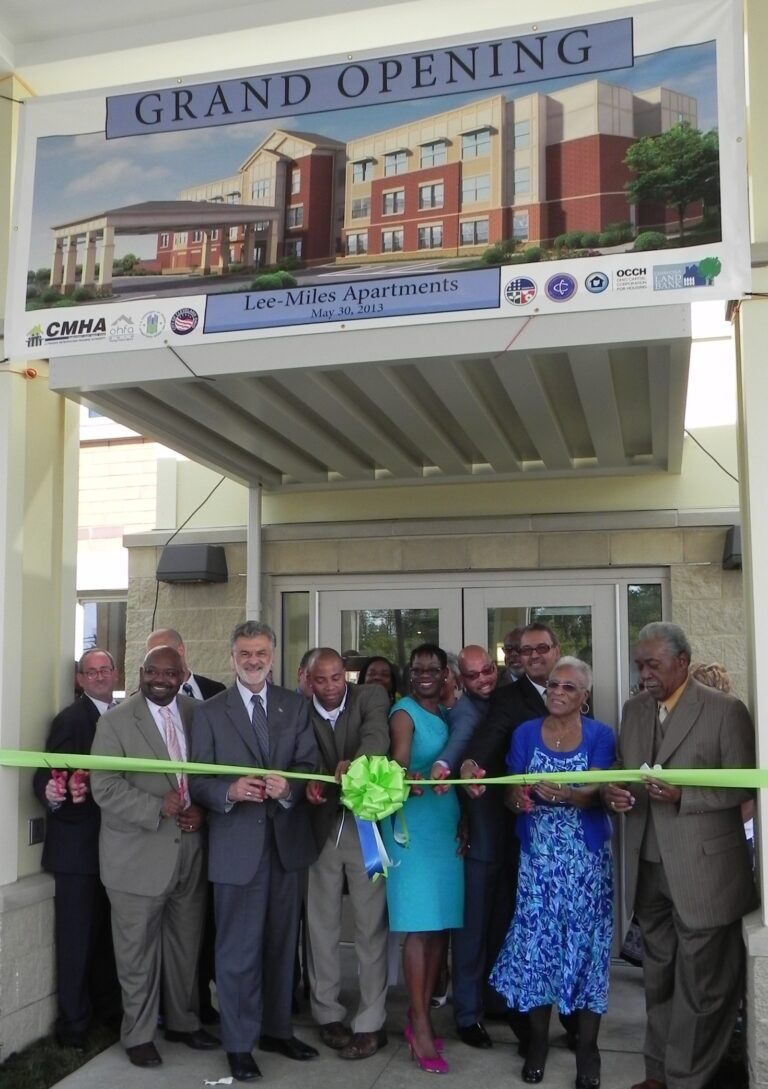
[227,1052,262,1081]
[522,1066,545,1085]
[576,1077,601,1089]
[56,1030,88,1053]
[319,1020,353,1049]
[126,1041,162,1067]
[164,1027,220,1050]
[259,1034,318,1060]
[339,1029,388,1060]
[458,1022,493,1049]
[630,1081,665,1089]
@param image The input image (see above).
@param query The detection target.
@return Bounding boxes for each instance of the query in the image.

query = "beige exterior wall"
[124,522,746,701]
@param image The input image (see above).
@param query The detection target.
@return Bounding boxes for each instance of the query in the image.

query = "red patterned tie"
[160,705,189,809]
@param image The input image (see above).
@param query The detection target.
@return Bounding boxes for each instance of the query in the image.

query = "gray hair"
[550,655,592,690]
[637,622,691,662]
[230,620,276,651]
[78,647,116,672]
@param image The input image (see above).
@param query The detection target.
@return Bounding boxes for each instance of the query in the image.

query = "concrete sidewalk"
[49,957,646,1089]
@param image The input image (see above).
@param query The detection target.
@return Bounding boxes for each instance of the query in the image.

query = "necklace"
[548,719,579,749]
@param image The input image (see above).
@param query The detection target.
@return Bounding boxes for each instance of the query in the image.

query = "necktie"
[160,705,189,809]
[658,703,668,724]
[250,693,270,765]
[182,683,195,698]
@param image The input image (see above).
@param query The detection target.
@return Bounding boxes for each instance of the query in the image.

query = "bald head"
[458,644,498,699]
[147,628,189,676]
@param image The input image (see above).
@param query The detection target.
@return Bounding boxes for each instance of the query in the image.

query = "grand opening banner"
[5,0,748,359]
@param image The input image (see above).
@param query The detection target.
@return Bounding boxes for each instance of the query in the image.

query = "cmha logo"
[45,317,107,341]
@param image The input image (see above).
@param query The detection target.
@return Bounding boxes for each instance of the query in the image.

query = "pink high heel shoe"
[405,1012,444,1051]
[409,1040,449,1074]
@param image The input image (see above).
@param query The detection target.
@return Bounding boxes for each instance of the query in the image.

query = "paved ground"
[50,955,647,1089]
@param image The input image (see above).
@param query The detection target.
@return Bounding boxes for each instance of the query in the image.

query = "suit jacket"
[619,679,757,929]
[33,696,103,875]
[193,673,226,700]
[462,675,547,863]
[307,683,390,849]
[189,683,319,884]
[90,691,200,897]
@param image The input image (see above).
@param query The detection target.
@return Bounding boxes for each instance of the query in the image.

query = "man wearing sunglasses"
[459,623,562,1052]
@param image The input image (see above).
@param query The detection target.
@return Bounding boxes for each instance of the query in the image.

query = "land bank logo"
[653,257,722,292]
[25,316,107,349]
[585,271,609,294]
[614,266,647,291]
[545,273,577,302]
[139,311,166,338]
[170,307,199,335]
[504,276,538,306]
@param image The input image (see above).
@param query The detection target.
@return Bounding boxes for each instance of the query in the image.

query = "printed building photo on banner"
[5,0,750,358]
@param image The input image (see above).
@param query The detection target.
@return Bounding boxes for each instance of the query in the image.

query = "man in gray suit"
[91,646,217,1068]
[305,648,390,1059]
[189,621,320,1082]
[605,622,756,1089]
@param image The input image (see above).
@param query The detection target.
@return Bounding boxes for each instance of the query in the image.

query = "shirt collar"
[312,686,348,724]
[237,678,268,715]
[659,677,689,715]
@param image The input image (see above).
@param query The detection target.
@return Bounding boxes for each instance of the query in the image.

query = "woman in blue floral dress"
[489,657,615,1089]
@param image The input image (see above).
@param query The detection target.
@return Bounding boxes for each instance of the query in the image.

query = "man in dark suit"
[460,623,561,1049]
[33,648,121,1053]
[304,648,390,1059]
[91,646,217,1068]
[430,644,500,1049]
[189,621,320,1082]
[146,628,225,700]
[605,622,756,1089]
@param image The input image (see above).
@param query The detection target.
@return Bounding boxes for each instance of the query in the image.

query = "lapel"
[519,675,547,717]
[655,681,702,766]
[266,683,288,757]
[225,685,265,765]
[133,695,178,791]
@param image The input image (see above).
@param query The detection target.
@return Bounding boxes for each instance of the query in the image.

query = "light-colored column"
[243,223,255,268]
[50,238,64,287]
[98,225,115,288]
[81,230,96,288]
[219,225,230,274]
[63,235,78,294]
[200,229,211,275]
[246,484,262,620]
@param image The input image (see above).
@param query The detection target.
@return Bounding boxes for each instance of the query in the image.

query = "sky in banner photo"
[26,38,717,274]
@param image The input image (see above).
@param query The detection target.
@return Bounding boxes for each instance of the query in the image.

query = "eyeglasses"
[81,668,114,679]
[545,680,583,693]
[502,644,521,654]
[461,664,496,681]
[410,667,443,677]
[519,643,555,657]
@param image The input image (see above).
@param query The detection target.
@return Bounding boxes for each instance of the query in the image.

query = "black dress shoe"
[259,1034,319,1060]
[575,1077,601,1089]
[457,1023,493,1049]
[522,1065,545,1084]
[126,1041,163,1067]
[227,1051,263,1081]
[164,1027,220,1050]
[56,1030,88,1053]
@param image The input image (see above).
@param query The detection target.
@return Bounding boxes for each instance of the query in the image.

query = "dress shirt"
[312,687,348,728]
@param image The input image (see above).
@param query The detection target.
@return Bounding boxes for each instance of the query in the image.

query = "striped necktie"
[160,705,189,808]
[250,693,270,765]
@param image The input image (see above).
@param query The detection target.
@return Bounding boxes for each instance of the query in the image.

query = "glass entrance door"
[464,584,619,723]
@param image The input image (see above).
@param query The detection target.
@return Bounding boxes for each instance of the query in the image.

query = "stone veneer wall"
[124,525,746,699]
[0,876,56,1060]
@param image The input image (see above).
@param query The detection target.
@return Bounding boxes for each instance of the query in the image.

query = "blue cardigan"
[508,716,616,854]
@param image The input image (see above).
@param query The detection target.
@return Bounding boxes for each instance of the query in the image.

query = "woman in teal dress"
[381,643,464,1074]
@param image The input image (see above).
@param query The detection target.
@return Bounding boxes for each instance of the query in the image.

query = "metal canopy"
[50,306,691,491]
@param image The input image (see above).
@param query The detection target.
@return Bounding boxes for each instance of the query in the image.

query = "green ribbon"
[1,749,761,824]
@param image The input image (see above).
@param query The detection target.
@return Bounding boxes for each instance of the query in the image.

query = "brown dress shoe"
[126,1041,162,1067]
[339,1029,388,1060]
[319,1021,353,1050]
[630,1080,666,1089]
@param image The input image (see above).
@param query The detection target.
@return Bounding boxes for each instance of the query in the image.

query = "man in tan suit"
[91,645,218,1068]
[605,622,755,1089]
[305,648,391,1059]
